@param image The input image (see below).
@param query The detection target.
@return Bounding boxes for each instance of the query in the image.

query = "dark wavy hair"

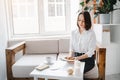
[77,11,92,30]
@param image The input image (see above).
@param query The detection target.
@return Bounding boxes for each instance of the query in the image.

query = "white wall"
[107,25,120,75]
[93,24,120,75]
[104,25,120,75]
[70,0,80,30]
[0,0,8,80]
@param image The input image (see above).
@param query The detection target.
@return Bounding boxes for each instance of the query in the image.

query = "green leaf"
[80,2,84,7]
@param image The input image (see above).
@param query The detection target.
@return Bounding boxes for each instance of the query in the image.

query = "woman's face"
[77,14,85,30]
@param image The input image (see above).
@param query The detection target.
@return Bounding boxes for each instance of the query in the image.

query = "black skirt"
[74,52,95,73]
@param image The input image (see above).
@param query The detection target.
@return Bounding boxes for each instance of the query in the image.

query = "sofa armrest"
[6,41,26,54]
[96,43,106,80]
[6,41,26,80]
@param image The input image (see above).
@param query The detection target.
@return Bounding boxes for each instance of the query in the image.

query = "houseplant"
[80,0,120,24]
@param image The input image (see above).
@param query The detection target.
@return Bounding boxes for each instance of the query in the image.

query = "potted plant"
[80,0,120,24]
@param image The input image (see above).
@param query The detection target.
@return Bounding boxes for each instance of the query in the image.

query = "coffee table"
[30,61,85,80]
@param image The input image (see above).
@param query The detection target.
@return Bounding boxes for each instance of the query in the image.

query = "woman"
[69,11,96,73]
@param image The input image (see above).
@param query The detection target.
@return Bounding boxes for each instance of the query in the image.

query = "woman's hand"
[65,56,75,60]
[65,57,75,64]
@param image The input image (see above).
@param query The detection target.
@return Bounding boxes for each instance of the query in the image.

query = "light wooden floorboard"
[106,73,120,80]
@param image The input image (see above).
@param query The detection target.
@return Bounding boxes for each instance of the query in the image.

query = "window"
[44,0,66,32]
[11,0,39,34]
[7,0,71,38]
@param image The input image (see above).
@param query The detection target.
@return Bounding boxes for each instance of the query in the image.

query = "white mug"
[46,57,52,64]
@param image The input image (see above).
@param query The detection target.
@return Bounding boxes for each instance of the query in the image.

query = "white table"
[30,61,85,80]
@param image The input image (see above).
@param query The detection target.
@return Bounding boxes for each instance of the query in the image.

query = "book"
[35,64,49,71]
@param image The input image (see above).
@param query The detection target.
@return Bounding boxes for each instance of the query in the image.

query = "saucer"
[44,61,54,65]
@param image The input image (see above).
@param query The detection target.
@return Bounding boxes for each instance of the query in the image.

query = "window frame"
[6,0,71,39]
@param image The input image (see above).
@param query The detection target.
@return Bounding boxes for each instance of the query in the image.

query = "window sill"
[9,34,70,41]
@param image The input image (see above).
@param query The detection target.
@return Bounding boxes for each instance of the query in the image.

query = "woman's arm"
[86,31,96,57]
[77,31,96,60]
[76,53,88,60]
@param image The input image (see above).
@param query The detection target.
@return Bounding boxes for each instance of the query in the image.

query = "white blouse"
[70,28,96,57]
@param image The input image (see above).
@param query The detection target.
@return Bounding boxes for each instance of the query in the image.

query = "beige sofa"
[6,39,106,80]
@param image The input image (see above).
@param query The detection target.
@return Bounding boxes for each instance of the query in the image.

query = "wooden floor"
[105,73,120,80]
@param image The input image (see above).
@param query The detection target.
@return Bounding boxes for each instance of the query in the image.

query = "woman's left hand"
[65,57,75,64]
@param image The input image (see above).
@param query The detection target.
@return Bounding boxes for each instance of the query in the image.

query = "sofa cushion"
[84,63,98,78]
[26,39,59,54]
[12,54,57,77]
[59,38,70,53]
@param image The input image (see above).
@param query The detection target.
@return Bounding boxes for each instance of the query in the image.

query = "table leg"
[34,76,38,80]
[45,77,48,80]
